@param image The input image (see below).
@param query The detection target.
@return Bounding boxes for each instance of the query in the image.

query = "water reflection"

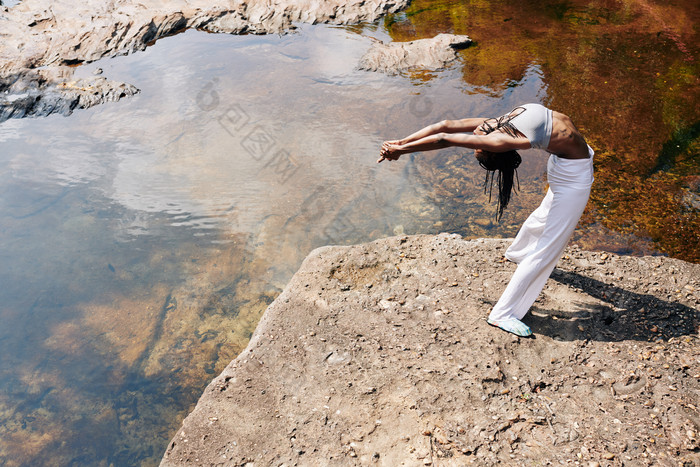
[0,1,697,465]
[0,25,469,466]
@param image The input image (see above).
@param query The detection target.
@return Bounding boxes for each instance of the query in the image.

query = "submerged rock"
[161,234,700,466]
[359,33,472,74]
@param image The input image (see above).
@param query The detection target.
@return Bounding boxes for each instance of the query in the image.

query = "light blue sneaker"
[487,317,532,337]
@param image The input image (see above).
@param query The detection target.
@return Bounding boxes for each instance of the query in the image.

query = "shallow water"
[0,0,698,465]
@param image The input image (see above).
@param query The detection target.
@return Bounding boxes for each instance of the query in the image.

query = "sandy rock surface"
[359,33,472,74]
[161,234,699,466]
[0,0,410,122]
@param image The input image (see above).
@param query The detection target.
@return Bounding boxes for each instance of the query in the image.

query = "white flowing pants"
[488,147,594,322]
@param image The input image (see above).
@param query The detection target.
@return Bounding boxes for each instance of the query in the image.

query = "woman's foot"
[487,317,532,337]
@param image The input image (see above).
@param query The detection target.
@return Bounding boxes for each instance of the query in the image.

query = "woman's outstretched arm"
[378,131,530,163]
[386,118,489,146]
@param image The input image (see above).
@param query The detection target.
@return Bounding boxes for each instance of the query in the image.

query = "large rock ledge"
[161,234,700,466]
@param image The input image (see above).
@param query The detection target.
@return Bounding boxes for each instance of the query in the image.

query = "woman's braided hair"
[476,107,525,221]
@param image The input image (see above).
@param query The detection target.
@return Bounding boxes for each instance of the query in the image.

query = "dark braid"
[477,151,521,220]
[477,107,525,220]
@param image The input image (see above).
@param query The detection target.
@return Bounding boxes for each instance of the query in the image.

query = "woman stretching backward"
[378,103,594,337]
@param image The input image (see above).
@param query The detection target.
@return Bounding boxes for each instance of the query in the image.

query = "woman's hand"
[377,141,404,163]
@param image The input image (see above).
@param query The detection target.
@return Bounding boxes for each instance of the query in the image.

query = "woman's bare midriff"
[547,111,590,159]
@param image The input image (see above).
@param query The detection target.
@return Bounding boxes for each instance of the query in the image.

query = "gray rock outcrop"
[0,69,139,121]
[161,234,700,466]
[359,33,472,74]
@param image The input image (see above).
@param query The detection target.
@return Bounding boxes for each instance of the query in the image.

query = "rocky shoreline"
[161,234,699,466]
[0,0,472,123]
[0,0,412,122]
